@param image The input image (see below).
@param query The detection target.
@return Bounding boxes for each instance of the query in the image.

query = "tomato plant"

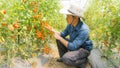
[0,0,66,66]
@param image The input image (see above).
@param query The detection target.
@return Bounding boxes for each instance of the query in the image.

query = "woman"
[48,1,93,68]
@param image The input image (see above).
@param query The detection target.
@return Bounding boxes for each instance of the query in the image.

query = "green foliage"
[85,0,120,66]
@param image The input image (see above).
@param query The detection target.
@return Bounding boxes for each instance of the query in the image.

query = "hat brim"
[59,8,82,17]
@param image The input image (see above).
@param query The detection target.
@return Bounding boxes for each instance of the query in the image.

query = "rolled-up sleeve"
[68,30,89,51]
[60,25,69,38]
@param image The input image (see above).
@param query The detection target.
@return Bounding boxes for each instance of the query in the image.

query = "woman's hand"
[44,24,61,39]
[44,26,53,32]
[44,26,60,34]
[53,29,60,35]
[54,32,61,40]
[54,32,68,47]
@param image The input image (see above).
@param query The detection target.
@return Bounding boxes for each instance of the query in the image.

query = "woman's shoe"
[56,58,63,62]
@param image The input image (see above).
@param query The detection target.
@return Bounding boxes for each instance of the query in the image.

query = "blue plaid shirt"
[61,21,93,51]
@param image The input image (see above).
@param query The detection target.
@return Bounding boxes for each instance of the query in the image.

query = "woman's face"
[66,15,74,24]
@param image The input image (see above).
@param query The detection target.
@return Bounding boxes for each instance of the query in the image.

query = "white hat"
[60,0,89,17]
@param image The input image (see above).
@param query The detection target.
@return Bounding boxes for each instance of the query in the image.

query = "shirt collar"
[74,20,83,31]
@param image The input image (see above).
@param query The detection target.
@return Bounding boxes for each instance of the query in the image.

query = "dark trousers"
[56,40,90,68]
